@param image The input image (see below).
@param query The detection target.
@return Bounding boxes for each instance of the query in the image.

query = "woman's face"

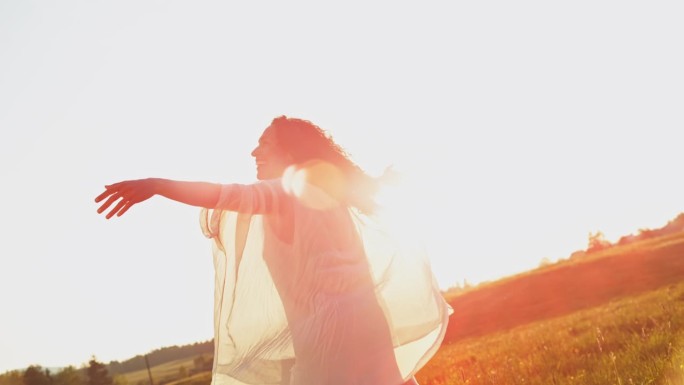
[251,125,293,180]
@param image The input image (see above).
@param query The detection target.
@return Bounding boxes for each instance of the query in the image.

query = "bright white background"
[1,0,682,373]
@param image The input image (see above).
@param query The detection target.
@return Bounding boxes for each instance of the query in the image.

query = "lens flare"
[281,161,346,210]
[372,173,429,247]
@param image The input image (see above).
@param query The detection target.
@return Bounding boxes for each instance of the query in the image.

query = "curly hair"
[270,115,381,214]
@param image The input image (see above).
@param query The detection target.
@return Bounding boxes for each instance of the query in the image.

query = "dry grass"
[417,281,684,385]
[443,232,684,343]
[121,357,204,385]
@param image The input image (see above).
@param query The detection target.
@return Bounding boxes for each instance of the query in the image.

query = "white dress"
[200,178,452,385]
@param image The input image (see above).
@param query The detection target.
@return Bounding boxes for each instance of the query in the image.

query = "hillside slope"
[108,340,213,376]
[444,231,684,343]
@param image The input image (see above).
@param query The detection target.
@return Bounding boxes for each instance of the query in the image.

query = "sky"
[1,0,683,374]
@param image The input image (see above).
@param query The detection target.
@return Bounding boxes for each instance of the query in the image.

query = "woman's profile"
[95,116,452,385]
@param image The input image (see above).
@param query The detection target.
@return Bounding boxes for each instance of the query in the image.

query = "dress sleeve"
[200,179,286,247]
[215,179,284,214]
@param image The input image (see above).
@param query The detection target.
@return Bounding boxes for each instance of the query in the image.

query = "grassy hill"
[108,340,213,377]
[417,279,684,384]
[119,354,216,385]
[116,231,684,385]
[443,231,684,344]
[410,231,684,384]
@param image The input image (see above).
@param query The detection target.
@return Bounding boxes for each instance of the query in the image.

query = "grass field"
[121,356,210,385]
[122,232,684,385]
[163,371,212,385]
[443,231,684,344]
[415,281,684,384]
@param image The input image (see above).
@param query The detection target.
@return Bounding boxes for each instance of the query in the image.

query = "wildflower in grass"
[596,327,605,353]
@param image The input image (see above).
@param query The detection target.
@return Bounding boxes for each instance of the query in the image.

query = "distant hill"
[108,340,213,375]
[443,229,684,343]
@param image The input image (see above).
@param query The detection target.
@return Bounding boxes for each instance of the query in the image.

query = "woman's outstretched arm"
[95,178,221,219]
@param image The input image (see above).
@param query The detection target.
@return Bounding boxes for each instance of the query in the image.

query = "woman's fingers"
[96,186,131,218]
[96,179,153,218]
[117,201,135,217]
[95,180,130,203]
[106,199,129,219]
[97,192,123,214]
[95,187,116,203]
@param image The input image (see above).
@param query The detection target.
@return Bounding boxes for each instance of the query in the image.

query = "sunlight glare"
[281,161,345,210]
[373,173,428,247]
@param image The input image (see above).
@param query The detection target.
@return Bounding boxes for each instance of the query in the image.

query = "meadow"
[120,356,203,385]
[118,231,684,385]
[416,281,684,385]
[148,279,684,385]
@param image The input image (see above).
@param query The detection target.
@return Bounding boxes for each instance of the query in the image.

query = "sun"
[372,172,430,245]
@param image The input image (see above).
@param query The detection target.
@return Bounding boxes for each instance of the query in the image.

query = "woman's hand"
[95,178,158,219]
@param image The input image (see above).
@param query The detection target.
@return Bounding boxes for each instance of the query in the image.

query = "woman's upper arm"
[215,179,284,214]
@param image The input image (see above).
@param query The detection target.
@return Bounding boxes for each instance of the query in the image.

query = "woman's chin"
[256,169,274,180]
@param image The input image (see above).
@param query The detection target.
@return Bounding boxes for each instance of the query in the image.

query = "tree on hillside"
[177,366,187,379]
[53,367,83,385]
[671,212,684,227]
[23,366,51,385]
[0,371,23,385]
[86,358,112,385]
[192,355,211,373]
[587,230,611,253]
[538,257,552,267]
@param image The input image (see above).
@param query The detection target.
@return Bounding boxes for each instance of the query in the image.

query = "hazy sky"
[1,0,682,374]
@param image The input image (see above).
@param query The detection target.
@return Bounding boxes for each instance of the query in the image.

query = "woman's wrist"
[147,178,165,196]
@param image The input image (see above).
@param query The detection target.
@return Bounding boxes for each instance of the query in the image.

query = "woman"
[96,116,451,385]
